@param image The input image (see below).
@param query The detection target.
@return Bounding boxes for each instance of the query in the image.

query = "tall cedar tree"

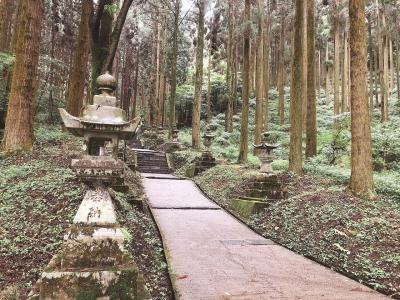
[238,0,251,163]
[349,0,374,198]
[306,0,317,157]
[66,0,92,117]
[169,0,180,140]
[254,0,264,152]
[288,0,307,174]
[192,0,205,149]
[2,0,43,153]
[0,0,15,52]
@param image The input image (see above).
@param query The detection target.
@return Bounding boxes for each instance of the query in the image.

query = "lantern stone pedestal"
[194,127,216,176]
[231,134,285,219]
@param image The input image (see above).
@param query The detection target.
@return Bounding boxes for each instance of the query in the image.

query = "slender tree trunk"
[333,0,341,117]
[169,0,179,139]
[288,0,306,174]
[254,0,264,152]
[397,42,400,104]
[2,0,43,153]
[325,41,330,103]
[207,46,212,123]
[278,21,285,125]
[263,6,271,131]
[225,0,233,132]
[306,0,317,158]
[341,30,349,113]
[368,20,374,115]
[238,0,251,163]
[192,0,205,149]
[66,0,92,117]
[349,0,374,198]
[132,48,139,119]
[381,13,389,122]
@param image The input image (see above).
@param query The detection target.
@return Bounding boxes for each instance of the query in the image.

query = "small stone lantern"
[202,126,215,151]
[172,128,179,142]
[254,132,279,174]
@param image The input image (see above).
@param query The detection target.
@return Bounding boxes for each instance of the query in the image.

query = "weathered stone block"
[231,198,271,219]
[38,267,150,300]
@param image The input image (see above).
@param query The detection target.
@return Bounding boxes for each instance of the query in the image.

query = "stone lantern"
[202,126,215,151]
[254,132,279,174]
[59,72,141,182]
[172,127,179,142]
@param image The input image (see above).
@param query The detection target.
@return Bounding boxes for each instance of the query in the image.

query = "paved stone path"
[142,174,387,300]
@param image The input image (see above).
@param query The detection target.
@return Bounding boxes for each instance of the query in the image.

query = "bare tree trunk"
[381,9,389,122]
[263,5,271,131]
[306,0,317,158]
[238,0,251,163]
[2,0,43,153]
[325,41,330,103]
[66,0,92,117]
[254,0,264,152]
[207,46,212,123]
[341,29,349,113]
[168,0,179,139]
[192,0,205,149]
[349,0,374,199]
[333,0,341,117]
[278,21,285,125]
[288,0,306,174]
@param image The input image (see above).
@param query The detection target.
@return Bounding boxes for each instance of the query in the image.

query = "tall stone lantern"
[253,132,279,174]
[59,72,141,183]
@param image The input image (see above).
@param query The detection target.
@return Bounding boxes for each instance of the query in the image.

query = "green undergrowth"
[0,127,84,297]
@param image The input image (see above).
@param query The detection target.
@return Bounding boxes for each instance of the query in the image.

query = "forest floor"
[192,165,400,298]
[0,127,173,300]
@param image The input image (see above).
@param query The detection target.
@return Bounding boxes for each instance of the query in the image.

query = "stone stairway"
[136,149,171,174]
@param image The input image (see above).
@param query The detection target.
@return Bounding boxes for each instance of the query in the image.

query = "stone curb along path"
[141,173,387,300]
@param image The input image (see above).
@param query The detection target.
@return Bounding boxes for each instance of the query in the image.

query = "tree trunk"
[0,0,15,52]
[333,0,341,117]
[168,0,179,139]
[66,0,92,117]
[325,41,330,103]
[288,0,306,174]
[349,0,374,199]
[254,0,264,152]
[2,0,43,153]
[306,0,317,158]
[380,9,389,122]
[278,21,285,125]
[207,46,212,123]
[263,4,271,131]
[238,0,251,163]
[397,42,400,105]
[341,30,349,113]
[192,0,205,149]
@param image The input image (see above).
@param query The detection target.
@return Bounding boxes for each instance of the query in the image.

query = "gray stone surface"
[73,187,117,226]
[142,178,387,300]
[143,178,219,209]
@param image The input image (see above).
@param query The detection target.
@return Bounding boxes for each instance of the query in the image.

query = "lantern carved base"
[194,151,216,176]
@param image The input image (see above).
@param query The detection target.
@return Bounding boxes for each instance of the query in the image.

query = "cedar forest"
[0,0,400,299]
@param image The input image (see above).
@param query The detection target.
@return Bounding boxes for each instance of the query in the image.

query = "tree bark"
[263,5,271,131]
[192,0,205,149]
[341,30,349,112]
[2,0,43,153]
[380,8,389,122]
[306,0,317,158]
[207,46,212,123]
[288,0,306,174]
[66,0,92,117]
[0,0,15,52]
[168,0,179,139]
[238,0,251,163]
[254,0,264,152]
[349,0,374,199]
[333,0,341,117]
[278,21,285,125]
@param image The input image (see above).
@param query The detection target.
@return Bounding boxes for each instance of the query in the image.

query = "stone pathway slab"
[143,178,387,300]
[143,178,219,209]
